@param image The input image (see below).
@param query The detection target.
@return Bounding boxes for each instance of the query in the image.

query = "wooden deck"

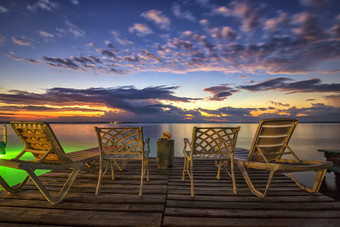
[1,156,340,226]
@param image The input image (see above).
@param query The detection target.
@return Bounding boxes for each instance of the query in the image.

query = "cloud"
[1,86,340,122]
[0,86,198,120]
[11,36,33,46]
[38,30,55,38]
[172,3,196,21]
[141,9,171,30]
[210,26,236,40]
[7,52,39,64]
[19,6,340,76]
[0,5,9,13]
[129,23,153,36]
[211,6,231,16]
[240,77,340,93]
[268,101,290,107]
[292,12,324,40]
[324,95,340,107]
[27,0,59,12]
[264,11,289,32]
[203,85,239,101]
[231,1,264,32]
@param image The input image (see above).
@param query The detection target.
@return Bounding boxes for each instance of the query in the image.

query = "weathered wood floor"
[1,157,340,226]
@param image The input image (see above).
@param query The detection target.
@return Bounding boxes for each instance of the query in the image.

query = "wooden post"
[157,139,174,169]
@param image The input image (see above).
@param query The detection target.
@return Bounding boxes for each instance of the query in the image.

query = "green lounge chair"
[0,122,98,204]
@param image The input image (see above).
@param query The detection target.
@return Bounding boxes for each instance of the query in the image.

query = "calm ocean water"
[1,122,340,197]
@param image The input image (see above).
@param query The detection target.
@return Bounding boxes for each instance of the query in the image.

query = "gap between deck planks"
[0,157,340,227]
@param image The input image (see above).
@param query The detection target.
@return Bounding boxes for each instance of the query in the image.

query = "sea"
[1,122,339,199]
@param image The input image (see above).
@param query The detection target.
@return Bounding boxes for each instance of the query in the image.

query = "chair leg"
[236,161,276,198]
[96,159,106,196]
[110,160,115,180]
[288,169,327,193]
[139,160,145,197]
[146,159,150,182]
[0,175,30,194]
[230,158,237,195]
[190,159,194,198]
[216,160,222,180]
[182,156,187,181]
[24,165,81,205]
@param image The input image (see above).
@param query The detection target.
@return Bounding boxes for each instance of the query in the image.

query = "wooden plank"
[165,207,340,218]
[163,216,340,227]
[166,194,334,202]
[0,198,164,212]
[165,200,340,210]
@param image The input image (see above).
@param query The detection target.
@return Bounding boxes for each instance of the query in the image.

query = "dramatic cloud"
[203,85,239,101]
[27,0,59,12]
[0,86,201,122]
[129,23,153,36]
[268,101,290,107]
[141,9,171,30]
[11,36,33,46]
[240,78,340,93]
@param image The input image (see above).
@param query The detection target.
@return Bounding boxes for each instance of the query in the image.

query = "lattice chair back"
[95,127,145,156]
[191,127,239,157]
[248,118,298,162]
[10,122,72,164]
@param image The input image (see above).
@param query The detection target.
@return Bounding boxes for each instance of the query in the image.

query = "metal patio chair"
[94,126,150,197]
[182,126,240,198]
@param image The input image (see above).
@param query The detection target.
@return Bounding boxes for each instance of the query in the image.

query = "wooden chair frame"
[94,126,150,197]
[182,126,240,198]
[234,118,333,198]
[0,122,98,204]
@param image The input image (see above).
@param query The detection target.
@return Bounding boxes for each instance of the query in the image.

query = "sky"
[0,0,340,123]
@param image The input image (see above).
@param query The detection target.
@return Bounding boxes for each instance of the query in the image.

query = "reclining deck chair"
[182,126,240,198]
[94,126,150,197]
[234,118,333,198]
[0,122,98,204]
